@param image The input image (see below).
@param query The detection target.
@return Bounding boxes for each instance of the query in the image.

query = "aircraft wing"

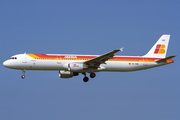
[84,48,123,68]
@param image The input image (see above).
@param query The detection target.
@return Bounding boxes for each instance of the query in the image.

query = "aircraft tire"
[83,77,89,82]
[21,75,25,79]
[90,72,96,78]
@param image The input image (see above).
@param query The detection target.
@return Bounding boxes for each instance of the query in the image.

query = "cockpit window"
[9,57,17,60]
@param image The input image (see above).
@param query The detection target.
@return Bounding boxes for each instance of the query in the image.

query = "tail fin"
[144,35,170,58]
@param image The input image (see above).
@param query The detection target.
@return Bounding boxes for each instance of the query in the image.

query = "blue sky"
[0,1,179,120]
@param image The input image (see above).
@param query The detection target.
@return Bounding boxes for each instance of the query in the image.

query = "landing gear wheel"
[83,77,89,82]
[21,69,26,79]
[90,72,96,78]
[21,75,25,79]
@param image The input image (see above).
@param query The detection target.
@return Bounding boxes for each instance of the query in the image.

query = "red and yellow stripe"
[27,54,173,63]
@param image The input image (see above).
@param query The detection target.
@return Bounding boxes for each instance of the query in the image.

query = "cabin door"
[22,53,27,63]
[143,58,148,66]
[57,55,61,64]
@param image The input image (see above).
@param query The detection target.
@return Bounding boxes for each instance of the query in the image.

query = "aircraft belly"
[10,58,167,72]
[103,61,149,72]
[20,60,64,70]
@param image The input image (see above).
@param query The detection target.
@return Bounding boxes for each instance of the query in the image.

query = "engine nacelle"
[69,63,84,72]
[59,71,79,78]
[59,71,73,78]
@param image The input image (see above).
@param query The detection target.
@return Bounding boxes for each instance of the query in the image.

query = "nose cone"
[3,60,10,68]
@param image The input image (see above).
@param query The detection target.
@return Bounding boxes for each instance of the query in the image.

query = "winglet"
[120,47,124,52]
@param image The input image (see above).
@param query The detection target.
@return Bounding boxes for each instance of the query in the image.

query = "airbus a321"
[3,35,176,82]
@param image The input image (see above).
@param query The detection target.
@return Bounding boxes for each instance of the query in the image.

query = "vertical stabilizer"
[144,35,170,58]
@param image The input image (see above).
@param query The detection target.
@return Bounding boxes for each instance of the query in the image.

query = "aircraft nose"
[3,60,10,67]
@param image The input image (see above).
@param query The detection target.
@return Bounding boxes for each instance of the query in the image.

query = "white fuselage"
[2,35,175,82]
[3,53,170,73]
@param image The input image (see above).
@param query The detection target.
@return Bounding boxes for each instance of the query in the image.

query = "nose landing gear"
[21,69,25,79]
[21,75,25,79]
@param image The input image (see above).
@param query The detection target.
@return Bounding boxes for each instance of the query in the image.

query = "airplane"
[3,35,176,82]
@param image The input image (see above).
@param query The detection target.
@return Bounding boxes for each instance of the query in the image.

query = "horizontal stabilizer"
[156,55,176,63]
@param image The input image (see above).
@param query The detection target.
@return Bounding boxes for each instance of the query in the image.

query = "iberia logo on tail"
[154,44,166,54]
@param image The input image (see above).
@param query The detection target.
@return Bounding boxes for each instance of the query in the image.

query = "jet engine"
[68,63,84,72]
[63,63,88,72]
[59,71,79,78]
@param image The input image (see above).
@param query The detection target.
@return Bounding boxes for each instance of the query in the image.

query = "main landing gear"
[21,69,25,79]
[90,72,96,78]
[82,72,96,82]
